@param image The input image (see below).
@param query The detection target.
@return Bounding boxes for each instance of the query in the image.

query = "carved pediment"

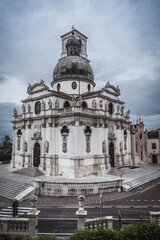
[27,79,49,94]
[102,81,120,96]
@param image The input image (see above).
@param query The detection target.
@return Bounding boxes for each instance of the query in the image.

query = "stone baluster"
[76,195,87,230]
[103,221,106,229]
[27,195,40,238]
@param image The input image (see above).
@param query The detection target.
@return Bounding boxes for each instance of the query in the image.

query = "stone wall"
[35,178,122,196]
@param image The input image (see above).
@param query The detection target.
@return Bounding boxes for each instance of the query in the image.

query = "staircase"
[0,177,36,202]
[123,170,160,192]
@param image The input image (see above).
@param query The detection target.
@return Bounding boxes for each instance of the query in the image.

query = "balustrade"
[85,216,113,230]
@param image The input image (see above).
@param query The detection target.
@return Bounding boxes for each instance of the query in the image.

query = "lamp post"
[100,191,103,217]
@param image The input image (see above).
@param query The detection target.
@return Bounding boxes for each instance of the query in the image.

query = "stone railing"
[0,218,29,237]
[0,195,40,239]
[150,211,160,225]
[85,216,113,230]
[76,195,113,230]
[35,178,121,197]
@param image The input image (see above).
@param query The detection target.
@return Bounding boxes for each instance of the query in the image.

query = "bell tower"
[60,27,88,59]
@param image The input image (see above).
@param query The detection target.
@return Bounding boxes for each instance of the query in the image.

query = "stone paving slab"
[0,163,159,207]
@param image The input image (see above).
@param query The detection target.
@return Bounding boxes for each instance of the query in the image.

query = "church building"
[11,29,132,178]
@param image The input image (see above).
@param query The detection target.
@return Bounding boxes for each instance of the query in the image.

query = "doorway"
[109,142,114,167]
[152,155,157,164]
[34,142,40,167]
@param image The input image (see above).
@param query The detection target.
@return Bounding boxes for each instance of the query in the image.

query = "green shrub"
[69,228,116,240]
[69,228,95,240]
[117,222,160,240]
[69,223,160,240]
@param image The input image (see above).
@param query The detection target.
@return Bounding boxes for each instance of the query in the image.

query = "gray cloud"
[0,102,21,141]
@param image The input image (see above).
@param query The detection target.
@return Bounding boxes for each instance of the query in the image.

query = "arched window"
[124,130,127,136]
[35,101,41,114]
[61,125,69,135]
[108,102,113,115]
[64,101,70,108]
[82,101,87,108]
[17,129,22,136]
[85,126,91,135]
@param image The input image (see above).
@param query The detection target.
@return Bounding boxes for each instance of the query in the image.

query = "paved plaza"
[0,163,159,207]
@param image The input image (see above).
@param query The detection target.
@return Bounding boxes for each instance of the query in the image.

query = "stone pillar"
[12,126,16,168]
[76,195,87,230]
[27,195,40,238]
[131,126,136,166]
[107,216,113,229]
[150,211,160,225]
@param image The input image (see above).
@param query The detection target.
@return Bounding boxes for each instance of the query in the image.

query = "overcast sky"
[0,0,160,141]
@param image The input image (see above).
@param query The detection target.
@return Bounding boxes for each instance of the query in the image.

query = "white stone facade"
[11,29,132,178]
[148,130,160,164]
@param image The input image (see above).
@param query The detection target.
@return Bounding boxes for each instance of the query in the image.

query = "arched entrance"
[152,155,157,164]
[141,146,143,161]
[109,142,114,167]
[33,142,40,167]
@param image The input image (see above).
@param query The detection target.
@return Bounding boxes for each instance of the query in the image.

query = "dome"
[53,55,94,82]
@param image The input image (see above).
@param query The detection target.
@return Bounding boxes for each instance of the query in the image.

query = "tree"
[0,135,12,162]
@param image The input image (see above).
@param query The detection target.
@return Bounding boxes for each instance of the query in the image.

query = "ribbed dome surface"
[53,56,94,82]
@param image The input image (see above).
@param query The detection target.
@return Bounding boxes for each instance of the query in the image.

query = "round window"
[57,83,61,91]
[72,82,77,90]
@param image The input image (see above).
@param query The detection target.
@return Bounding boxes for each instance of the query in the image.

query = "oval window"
[72,82,77,90]
[82,101,87,108]
[57,83,61,91]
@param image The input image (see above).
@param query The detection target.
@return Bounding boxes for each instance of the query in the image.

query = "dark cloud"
[0,73,7,83]
[0,102,21,141]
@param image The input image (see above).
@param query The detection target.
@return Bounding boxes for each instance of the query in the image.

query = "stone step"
[14,186,36,202]
[0,177,31,200]
[123,171,160,192]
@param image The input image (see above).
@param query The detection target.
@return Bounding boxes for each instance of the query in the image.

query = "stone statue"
[34,125,41,138]
[48,99,52,109]
[125,109,130,117]
[42,100,45,110]
[102,140,106,153]
[27,83,31,92]
[62,136,67,153]
[72,96,77,106]
[117,105,120,113]
[55,99,59,109]
[92,100,96,109]
[24,141,27,152]
[13,108,17,117]
[40,79,44,84]
[45,140,49,153]
[17,137,21,151]
[121,106,124,114]
[28,104,31,113]
[105,102,108,112]
[99,100,103,109]
[86,135,91,153]
[120,141,123,152]
[22,104,25,113]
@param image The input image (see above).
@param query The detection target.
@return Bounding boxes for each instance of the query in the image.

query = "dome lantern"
[66,31,81,56]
